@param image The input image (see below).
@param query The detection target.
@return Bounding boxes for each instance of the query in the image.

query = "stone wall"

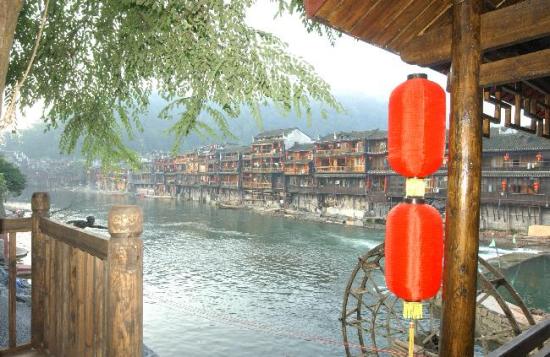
[480,204,550,232]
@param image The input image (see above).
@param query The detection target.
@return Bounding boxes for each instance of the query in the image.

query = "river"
[8,189,549,356]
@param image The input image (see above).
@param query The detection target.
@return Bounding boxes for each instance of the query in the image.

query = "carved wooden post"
[440,0,482,356]
[31,192,50,348]
[107,205,143,357]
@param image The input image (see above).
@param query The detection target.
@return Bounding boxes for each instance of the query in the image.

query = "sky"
[246,2,448,100]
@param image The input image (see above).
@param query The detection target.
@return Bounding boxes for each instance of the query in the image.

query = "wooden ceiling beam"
[480,49,550,87]
[400,0,550,66]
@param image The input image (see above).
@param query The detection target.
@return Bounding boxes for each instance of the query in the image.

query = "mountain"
[2,95,388,158]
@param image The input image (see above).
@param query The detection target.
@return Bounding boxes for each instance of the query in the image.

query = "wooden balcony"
[242,167,283,174]
[251,152,282,159]
[0,193,143,356]
[315,166,366,174]
[481,192,549,207]
[242,182,272,190]
[314,148,363,157]
[284,168,310,175]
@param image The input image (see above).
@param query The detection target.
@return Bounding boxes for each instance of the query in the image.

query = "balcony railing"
[481,192,549,206]
[482,163,549,171]
[251,152,282,159]
[220,182,239,188]
[314,148,363,157]
[315,166,366,174]
[243,167,283,173]
[243,182,272,189]
[284,168,310,175]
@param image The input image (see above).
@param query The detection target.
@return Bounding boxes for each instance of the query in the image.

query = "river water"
[8,189,549,356]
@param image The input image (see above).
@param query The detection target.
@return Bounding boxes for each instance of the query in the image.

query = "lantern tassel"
[408,321,415,357]
[403,301,423,319]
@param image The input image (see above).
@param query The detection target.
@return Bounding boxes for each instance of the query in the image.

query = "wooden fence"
[0,192,143,356]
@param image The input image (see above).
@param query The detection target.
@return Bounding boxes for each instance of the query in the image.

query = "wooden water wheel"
[340,243,536,356]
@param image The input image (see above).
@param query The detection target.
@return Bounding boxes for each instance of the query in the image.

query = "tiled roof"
[222,145,249,154]
[255,127,299,140]
[319,129,387,142]
[287,143,314,152]
[483,130,550,152]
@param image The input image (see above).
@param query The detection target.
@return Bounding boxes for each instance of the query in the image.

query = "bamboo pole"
[31,192,50,348]
[440,1,482,356]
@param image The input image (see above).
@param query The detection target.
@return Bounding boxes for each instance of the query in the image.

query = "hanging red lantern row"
[388,74,446,178]
[386,74,446,357]
[501,179,507,192]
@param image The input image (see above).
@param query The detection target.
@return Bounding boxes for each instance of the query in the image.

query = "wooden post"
[107,205,143,357]
[31,192,50,348]
[440,0,482,356]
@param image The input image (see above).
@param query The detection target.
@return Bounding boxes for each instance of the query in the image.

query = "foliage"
[6,0,341,166]
[0,156,26,196]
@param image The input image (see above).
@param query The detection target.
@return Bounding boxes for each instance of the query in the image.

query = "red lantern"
[388,74,446,178]
[536,152,543,162]
[501,179,507,192]
[534,181,540,193]
[385,202,444,302]
[504,153,510,161]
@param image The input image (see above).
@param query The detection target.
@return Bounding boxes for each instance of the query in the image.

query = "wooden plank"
[39,218,109,260]
[31,192,49,349]
[375,0,443,46]
[67,246,77,356]
[84,255,94,357]
[488,319,550,357]
[60,244,70,356]
[93,257,106,357]
[8,232,16,348]
[76,250,86,356]
[351,0,414,40]
[55,240,62,355]
[0,218,31,234]
[440,0,483,356]
[387,0,452,49]
[401,0,550,66]
[480,49,550,87]
[42,235,51,352]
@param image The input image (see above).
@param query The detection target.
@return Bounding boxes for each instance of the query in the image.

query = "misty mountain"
[2,95,387,159]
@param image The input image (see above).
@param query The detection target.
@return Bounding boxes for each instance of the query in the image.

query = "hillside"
[2,95,387,158]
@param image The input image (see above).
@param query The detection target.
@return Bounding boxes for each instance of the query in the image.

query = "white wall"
[283,129,313,149]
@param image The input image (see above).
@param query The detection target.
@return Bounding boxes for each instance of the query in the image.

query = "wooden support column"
[31,192,50,348]
[440,0,482,356]
[107,205,143,357]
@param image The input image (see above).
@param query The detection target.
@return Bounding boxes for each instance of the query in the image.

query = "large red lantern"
[501,179,507,192]
[388,74,446,178]
[386,202,443,301]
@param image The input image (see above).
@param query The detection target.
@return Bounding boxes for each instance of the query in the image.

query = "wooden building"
[245,128,312,194]
[284,143,315,193]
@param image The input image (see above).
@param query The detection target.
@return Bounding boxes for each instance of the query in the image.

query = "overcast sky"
[246,3,448,100]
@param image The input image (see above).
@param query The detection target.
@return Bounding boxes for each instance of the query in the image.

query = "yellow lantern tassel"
[408,321,415,357]
[403,301,422,357]
[403,301,423,319]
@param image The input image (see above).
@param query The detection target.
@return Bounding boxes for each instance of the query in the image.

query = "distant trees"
[1,0,339,166]
[0,156,26,216]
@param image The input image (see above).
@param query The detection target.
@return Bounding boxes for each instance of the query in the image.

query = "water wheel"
[340,243,536,356]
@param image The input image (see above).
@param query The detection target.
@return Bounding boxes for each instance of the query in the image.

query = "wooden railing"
[315,166,365,173]
[0,192,143,356]
[488,319,550,357]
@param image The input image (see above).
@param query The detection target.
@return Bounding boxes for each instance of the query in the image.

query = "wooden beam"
[480,49,550,87]
[0,217,31,233]
[401,0,550,66]
[39,217,109,260]
[440,0,482,356]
